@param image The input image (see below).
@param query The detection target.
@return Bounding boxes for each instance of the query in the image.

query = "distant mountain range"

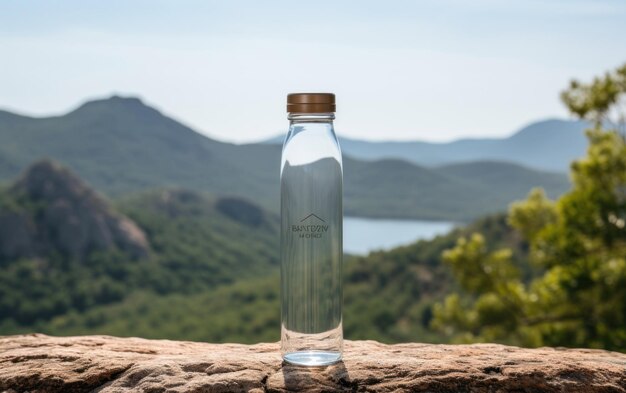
[263,119,589,173]
[0,96,571,221]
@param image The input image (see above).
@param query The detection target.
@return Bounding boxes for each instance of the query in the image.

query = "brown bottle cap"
[287,93,336,113]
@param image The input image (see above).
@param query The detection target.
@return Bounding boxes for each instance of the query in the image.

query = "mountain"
[0,161,279,326]
[344,159,568,220]
[263,119,589,173]
[0,96,570,220]
[0,96,278,202]
[0,159,149,262]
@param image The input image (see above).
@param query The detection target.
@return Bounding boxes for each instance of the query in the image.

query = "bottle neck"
[282,112,341,169]
[288,112,335,124]
[285,112,337,146]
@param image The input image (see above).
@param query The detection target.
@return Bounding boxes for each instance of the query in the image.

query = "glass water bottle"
[280,93,343,366]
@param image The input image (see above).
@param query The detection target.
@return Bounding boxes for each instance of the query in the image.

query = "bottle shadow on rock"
[282,361,356,391]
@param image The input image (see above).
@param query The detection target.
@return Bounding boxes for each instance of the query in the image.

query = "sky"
[1,0,625,143]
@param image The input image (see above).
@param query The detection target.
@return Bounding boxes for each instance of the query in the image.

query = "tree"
[432,63,626,350]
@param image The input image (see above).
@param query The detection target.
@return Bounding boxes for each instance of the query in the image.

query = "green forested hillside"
[0,160,534,344]
[117,189,279,291]
[345,159,568,220]
[6,214,521,344]
[0,162,279,332]
[0,96,569,220]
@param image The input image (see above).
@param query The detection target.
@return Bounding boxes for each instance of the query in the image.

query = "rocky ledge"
[1,334,625,392]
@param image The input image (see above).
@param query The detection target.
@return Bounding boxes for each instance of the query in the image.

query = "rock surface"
[1,334,625,392]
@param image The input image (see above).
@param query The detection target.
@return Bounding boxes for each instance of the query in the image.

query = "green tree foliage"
[433,63,626,350]
[561,63,626,133]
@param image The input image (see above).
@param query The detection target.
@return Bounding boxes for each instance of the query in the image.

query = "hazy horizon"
[1,0,624,143]
[0,93,582,145]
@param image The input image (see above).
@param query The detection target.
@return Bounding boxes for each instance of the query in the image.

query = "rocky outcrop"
[1,334,624,392]
[0,160,149,261]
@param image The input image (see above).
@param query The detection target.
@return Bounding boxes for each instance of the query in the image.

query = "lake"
[344,217,456,255]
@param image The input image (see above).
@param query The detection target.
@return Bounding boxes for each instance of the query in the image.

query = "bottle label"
[290,213,328,239]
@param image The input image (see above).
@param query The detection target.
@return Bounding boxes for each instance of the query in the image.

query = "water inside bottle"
[281,148,343,365]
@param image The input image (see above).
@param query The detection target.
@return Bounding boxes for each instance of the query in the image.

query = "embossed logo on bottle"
[291,213,329,238]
